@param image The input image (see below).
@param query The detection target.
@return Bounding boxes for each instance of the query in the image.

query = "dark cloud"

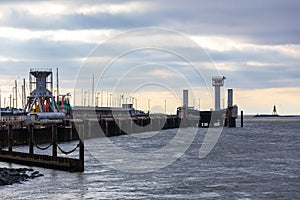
[0,0,299,97]
[1,0,299,44]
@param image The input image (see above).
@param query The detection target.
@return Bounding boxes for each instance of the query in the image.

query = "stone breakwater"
[0,167,44,186]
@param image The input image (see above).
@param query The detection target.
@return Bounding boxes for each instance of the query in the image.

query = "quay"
[0,68,241,172]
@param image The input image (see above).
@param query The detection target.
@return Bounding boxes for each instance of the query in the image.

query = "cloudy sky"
[0,0,299,114]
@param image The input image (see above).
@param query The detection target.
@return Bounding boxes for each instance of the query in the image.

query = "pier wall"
[0,116,206,147]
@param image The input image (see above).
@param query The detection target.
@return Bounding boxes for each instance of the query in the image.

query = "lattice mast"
[25,68,59,113]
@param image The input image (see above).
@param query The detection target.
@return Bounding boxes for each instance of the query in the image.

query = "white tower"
[212,76,226,111]
[183,89,188,108]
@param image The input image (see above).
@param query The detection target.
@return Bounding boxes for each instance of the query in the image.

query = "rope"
[35,143,52,151]
[12,138,28,146]
[56,143,80,155]
[32,139,53,151]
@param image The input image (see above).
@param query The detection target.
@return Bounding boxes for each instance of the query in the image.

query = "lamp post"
[84,91,88,106]
[131,97,134,107]
[110,93,112,107]
[101,91,103,107]
[165,99,167,114]
[120,94,124,107]
[106,91,109,107]
[148,99,151,111]
[96,92,101,107]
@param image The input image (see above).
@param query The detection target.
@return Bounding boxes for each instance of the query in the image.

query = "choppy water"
[1,118,300,199]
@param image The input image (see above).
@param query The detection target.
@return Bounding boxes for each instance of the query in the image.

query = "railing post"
[78,123,84,172]
[28,124,34,156]
[52,124,57,158]
[79,137,84,172]
[8,124,12,154]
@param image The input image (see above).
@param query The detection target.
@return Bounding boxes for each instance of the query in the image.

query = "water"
[1,118,300,199]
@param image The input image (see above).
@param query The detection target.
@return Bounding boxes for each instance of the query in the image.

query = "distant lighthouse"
[272,105,278,115]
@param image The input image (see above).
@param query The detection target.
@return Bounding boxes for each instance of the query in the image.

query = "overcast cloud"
[0,0,299,114]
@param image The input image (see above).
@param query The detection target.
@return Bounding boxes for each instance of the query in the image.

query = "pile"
[0,167,43,186]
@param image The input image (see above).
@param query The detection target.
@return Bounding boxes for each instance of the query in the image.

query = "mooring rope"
[56,143,80,155]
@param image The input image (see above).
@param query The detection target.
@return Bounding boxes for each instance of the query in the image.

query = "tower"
[212,76,226,111]
[272,105,278,115]
[24,68,60,113]
[183,89,188,108]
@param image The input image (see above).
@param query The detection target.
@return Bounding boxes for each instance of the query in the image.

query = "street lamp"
[131,97,134,107]
[165,99,167,114]
[96,92,101,107]
[106,91,109,107]
[148,99,151,111]
[84,91,88,106]
[120,94,124,107]
[110,93,112,107]
[101,91,103,107]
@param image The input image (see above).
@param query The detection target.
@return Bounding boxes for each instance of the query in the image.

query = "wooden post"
[8,124,12,153]
[79,137,84,172]
[28,124,34,156]
[52,124,57,158]
[105,120,108,136]
[241,111,244,127]
[79,123,84,172]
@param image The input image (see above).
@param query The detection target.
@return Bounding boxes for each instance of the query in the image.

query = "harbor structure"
[0,69,241,172]
[212,76,226,111]
[225,89,238,127]
[24,68,66,120]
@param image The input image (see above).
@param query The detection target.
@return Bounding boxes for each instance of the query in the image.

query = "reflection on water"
[1,118,300,199]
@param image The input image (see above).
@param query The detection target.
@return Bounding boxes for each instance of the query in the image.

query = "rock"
[0,167,43,186]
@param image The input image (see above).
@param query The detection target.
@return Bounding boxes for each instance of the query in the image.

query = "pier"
[0,109,224,172]
[0,68,241,172]
[0,118,84,172]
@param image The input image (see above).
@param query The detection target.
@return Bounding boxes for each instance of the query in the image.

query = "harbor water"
[1,118,299,199]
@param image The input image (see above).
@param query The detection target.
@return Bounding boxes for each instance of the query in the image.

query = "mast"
[23,78,26,108]
[92,74,94,107]
[56,68,59,97]
[0,86,1,108]
[15,80,17,108]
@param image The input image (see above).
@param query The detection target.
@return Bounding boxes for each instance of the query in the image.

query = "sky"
[0,0,299,114]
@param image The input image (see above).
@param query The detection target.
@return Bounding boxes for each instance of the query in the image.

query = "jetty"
[0,69,241,172]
